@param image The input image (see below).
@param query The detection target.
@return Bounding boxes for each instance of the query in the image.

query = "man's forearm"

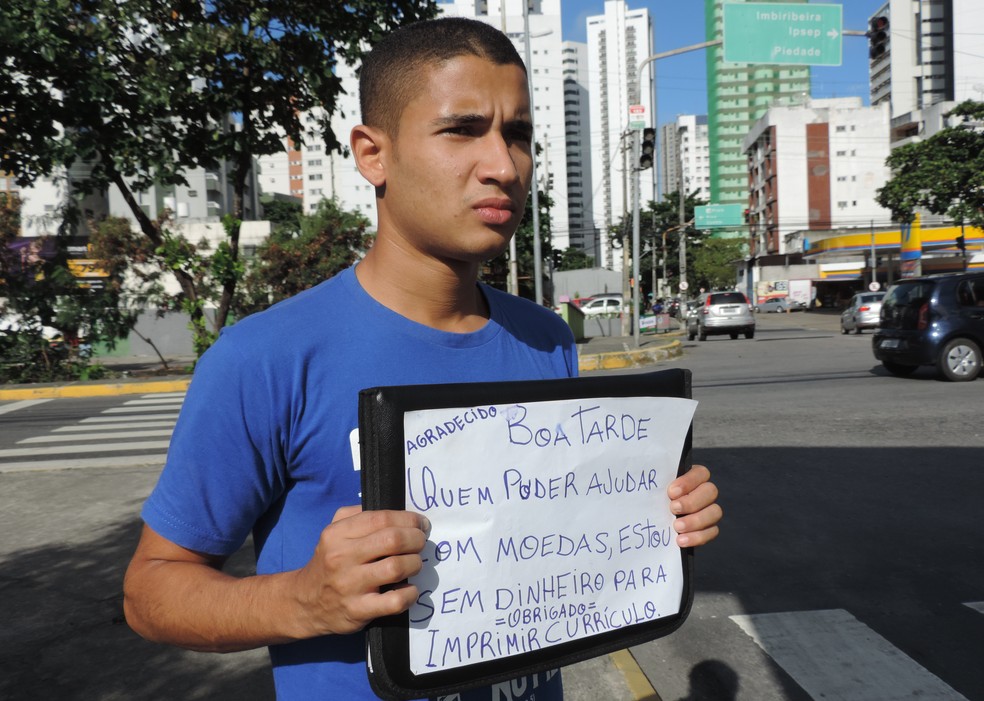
[123,558,311,653]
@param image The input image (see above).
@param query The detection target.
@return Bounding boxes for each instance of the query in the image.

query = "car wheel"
[776,306,784,313]
[938,338,982,382]
[698,329,707,342]
[841,323,849,335]
[744,329,754,339]
[687,329,696,341]
[854,324,863,335]
[729,332,738,340]
[883,361,918,377]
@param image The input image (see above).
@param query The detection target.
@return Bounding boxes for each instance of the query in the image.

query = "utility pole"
[678,158,687,292]
[522,1,544,306]
[501,5,519,297]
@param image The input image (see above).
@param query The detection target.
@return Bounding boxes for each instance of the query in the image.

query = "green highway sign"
[723,2,843,66]
[695,204,746,229]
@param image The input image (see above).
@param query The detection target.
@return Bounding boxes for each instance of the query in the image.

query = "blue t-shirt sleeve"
[142,333,288,556]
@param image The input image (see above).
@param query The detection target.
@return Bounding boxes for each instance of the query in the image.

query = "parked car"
[840,291,885,334]
[578,295,624,316]
[872,271,984,381]
[756,297,805,314]
[687,291,755,341]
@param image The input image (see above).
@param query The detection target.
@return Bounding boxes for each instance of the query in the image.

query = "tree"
[876,100,984,229]
[633,190,707,298]
[1,194,137,382]
[1,0,437,354]
[691,237,746,291]
[234,199,372,317]
[556,246,594,271]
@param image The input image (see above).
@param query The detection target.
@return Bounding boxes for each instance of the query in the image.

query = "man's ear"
[351,124,388,187]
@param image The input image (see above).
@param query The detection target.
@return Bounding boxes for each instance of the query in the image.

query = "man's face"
[377,55,534,266]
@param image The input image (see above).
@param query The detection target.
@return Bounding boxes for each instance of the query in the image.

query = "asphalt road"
[610,310,984,701]
[1,311,981,700]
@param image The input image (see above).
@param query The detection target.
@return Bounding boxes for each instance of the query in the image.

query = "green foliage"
[2,0,438,355]
[629,190,708,297]
[234,199,373,317]
[557,246,594,271]
[691,238,747,291]
[876,100,984,229]
[261,199,304,242]
[1,194,137,383]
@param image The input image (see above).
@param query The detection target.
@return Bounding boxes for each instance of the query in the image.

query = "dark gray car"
[873,272,984,381]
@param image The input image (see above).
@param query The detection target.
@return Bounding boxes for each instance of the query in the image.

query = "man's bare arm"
[123,507,429,652]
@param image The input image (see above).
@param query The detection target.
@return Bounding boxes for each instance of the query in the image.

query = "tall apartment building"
[561,40,596,260]
[660,115,711,201]
[704,0,811,215]
[256,57,374,221]
[869,0,984,147]
[743,98,892,256]
[586,0,655,272]
[257,0,572,251]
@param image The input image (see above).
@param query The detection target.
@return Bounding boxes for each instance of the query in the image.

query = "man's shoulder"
[484,286,573,340]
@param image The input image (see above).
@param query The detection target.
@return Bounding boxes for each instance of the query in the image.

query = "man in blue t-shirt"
[123,17,722,700]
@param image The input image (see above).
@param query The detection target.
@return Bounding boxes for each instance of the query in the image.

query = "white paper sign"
[402,395,698,674]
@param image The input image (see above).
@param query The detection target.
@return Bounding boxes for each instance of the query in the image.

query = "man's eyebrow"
[431,113,488,128]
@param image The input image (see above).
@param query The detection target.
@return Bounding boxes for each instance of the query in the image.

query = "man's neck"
[355,241,490,333]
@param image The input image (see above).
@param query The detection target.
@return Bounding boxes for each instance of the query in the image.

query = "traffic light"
[956,235,966,252]
[868,16,889,60]
[639,128,656,170]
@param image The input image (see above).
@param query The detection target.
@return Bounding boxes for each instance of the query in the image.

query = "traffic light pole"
[632,40,721,346]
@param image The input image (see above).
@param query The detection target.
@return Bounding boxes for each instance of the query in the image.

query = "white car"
[579,296,624,316]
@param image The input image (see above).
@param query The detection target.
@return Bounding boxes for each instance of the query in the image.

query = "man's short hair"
[360,17,527,136]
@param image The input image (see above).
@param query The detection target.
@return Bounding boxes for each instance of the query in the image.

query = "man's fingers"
[667,464,711,500]
[330,508,431,540]
[669,480,719,516]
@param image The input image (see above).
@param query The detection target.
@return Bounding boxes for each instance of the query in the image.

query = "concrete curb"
[0,378,191,401]
[578,339,683,372]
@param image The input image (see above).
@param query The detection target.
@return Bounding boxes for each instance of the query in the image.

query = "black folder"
[358,368,695,700]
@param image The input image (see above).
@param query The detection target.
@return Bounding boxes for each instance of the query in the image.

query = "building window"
[308,173,323,181]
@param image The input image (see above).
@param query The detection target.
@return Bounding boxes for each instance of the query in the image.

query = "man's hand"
[667,464,721,547]
[292,506,430,637]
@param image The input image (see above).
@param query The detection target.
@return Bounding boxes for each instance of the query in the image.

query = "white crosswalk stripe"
[965,601,984,615]
[0,392,185,472]
[731,608,969,700]
[53,421,176,431]
[18,429,174,443]
[81,413,179,422]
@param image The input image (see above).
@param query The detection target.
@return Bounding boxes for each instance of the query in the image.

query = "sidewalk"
[0,330,683,400]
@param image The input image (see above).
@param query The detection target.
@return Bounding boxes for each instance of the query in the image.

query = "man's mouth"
[472,198,516,226]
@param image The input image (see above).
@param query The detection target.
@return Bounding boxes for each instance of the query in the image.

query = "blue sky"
[560,1,886,127]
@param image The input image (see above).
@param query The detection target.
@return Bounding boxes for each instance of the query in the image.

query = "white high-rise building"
[869,0,984,147]
[586,0,655,271]
[561,40,596,260]
[258,0,571,252]
[441,0,570,252]
[660,115,711,202]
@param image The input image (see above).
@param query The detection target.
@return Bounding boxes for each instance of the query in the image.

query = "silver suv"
[687,291,756,341]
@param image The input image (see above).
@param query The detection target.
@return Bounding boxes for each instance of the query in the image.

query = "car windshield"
[710,292,746,305]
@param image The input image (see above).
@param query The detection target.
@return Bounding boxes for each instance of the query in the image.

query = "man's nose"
[477,133,523,186]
